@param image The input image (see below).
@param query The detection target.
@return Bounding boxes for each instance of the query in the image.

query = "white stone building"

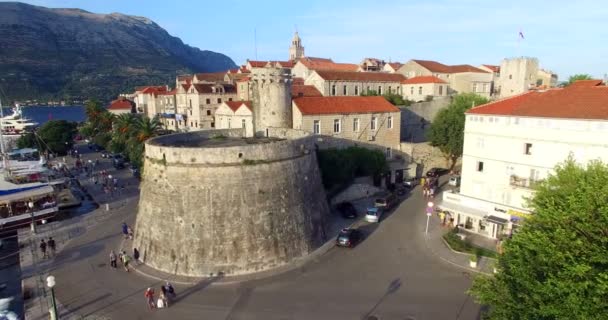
[291,57,359,79]
[439,80,608,239]
[215,101,253,137]
[400,76,448,102]
[496,57,539,99]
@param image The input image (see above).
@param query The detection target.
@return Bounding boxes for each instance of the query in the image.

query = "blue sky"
[18,0,608,80]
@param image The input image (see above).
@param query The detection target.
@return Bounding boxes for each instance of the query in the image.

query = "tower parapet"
[250,67,293,136]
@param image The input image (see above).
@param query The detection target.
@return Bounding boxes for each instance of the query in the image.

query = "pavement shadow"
[171,273,225,304]
[362,278,402,319]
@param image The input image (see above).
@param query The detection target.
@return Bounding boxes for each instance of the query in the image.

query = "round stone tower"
[250,67,292,137]
[133,129,330,277]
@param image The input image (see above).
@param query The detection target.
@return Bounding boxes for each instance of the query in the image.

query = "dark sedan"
[336,202,357,219]
[426,167,449,178]
[336,228,363,248]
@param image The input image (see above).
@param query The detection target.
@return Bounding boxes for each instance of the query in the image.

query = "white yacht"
[0,105,38,135]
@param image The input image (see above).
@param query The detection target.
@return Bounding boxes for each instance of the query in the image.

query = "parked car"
[403,178,419,188]
[449,175,461,187]
[365,207,383,223]
[112,154,126,169]
[426,167,449,178]
[336,228,363,248]
[336,202,357,219]
[374,193,397,209]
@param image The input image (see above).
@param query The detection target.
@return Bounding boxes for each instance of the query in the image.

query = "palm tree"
[132,116,163,143]
[112,114,138,141]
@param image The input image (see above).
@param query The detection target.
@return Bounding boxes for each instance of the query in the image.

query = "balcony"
[509,175,543,189]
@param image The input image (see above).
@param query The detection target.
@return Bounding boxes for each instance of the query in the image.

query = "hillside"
[0,2,237,103]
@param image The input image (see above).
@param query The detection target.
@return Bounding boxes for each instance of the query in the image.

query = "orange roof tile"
[315,70,406,82]
[108,98,134,110]
[387,62,403,70]
[292,77,305,85]
[157,90,176,95]
[401,76,446,84]
[449,64,489,73]
[194,72,226,82]
[482,64,500,73]
[466,80,608,120]
[304,57,333,63]
[224,100,252,112]
[291,85,322,97]
[299,58,359,72]
[293,96,399,115]
[141,86,168,95]
[247,60,268,68]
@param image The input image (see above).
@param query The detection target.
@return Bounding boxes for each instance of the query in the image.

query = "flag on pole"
[519,30,525,40]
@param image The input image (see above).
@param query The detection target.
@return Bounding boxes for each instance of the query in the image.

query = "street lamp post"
[425,201,434,235]
[28,200,36,234]
[46,275,59,320]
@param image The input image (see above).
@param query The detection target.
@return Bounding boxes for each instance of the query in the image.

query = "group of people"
[420,176,439,198]
[109,248,140,272]
[39,237,56,259]
[144,282,175,310]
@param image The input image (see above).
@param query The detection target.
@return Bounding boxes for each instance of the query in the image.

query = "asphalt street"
[49,147,481,320]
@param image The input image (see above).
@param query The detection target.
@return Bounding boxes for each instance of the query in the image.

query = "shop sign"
[508,209,529,218]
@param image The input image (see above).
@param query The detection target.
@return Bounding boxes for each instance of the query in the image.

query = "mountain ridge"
[0,2,237,103]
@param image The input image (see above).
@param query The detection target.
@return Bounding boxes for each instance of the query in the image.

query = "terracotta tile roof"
[237,77,251,82]
[401,76,446,84]
[292,77,305,85]
[412,59,452,73]
[141,86,168,95]
[108,98,134,110]
[482,64,500,73]
[449,64,489,73]
[157,90,176,95]
[269,61,295,68]
[293,96,399,115]
[224,100,252,112]
[299,58,359,72]
[302,57,333,63]
[177,75,193,82]
[292,85,322,97]
[387,62,403,70]
[194,72,226,82]
[247,60,268,68]
[314,70,406,82]
[466,80,608,120]
[192,84,237,94]
[411,59,489,74]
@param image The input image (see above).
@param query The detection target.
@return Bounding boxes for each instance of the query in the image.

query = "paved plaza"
[20,145,490,320]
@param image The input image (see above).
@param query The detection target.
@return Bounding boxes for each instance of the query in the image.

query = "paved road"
[49,148,480,320]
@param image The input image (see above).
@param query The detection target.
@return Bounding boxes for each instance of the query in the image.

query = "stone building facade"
[175,82,237,131]
[292,96,401,154]
[305,70,405,97]
[214,101,253,137]
[289,31,305,60]
[496,57,539,98]
[401,76,448,102]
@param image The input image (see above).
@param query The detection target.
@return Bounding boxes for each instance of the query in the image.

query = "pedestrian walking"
[122,223,129,239]
[122,253,131,272]
[110,250,117,268]
[127,226,134,240]
[39,239,47,259]
[133,247,140,263]
[158,290,168,308]
[144,288,156,310]
[429,187,435,198]
[164,281,175,298]
[47,237,56,256]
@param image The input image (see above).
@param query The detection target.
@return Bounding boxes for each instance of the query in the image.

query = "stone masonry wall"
[134,133,330,277]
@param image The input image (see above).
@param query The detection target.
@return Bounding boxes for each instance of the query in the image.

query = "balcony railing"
[510,175,543,189]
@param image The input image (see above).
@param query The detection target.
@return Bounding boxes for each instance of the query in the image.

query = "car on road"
[336,202,357,219]
[336,228,363,248]
[365,207,383,223]
[403,178,419,188]
[448,175,461,187]
[426,167,449,178]
[112,154,126,169]
[374,193,397,209]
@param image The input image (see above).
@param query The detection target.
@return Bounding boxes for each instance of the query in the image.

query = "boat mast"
[0,97,6,171]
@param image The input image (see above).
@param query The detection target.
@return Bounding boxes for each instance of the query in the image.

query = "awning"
[0,185,54,203]
[436,200,488,219]
[486,215,509,225]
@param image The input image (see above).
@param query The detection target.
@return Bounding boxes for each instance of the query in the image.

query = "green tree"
[566,74,593,86]
[469,158,608,320]
[360,89,411,106]
[316,146,388,188]
[124,116,163,168]
[427,93,488,169]
[17,120,77,155]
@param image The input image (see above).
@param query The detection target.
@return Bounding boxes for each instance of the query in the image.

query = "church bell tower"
[289,31,305,61]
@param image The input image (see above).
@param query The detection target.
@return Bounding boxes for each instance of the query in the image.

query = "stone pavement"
[19,145,140,320]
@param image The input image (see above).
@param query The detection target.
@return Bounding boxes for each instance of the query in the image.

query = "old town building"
[305,70,406,96]
[439,80,608,239]
[400,76,448,102]
[214,100,253,136]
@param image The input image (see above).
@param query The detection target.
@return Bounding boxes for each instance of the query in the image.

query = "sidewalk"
[20,146,139,320]
[421,187,496,275]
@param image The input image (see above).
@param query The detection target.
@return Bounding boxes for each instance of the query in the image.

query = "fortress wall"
[133,133,330,276]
